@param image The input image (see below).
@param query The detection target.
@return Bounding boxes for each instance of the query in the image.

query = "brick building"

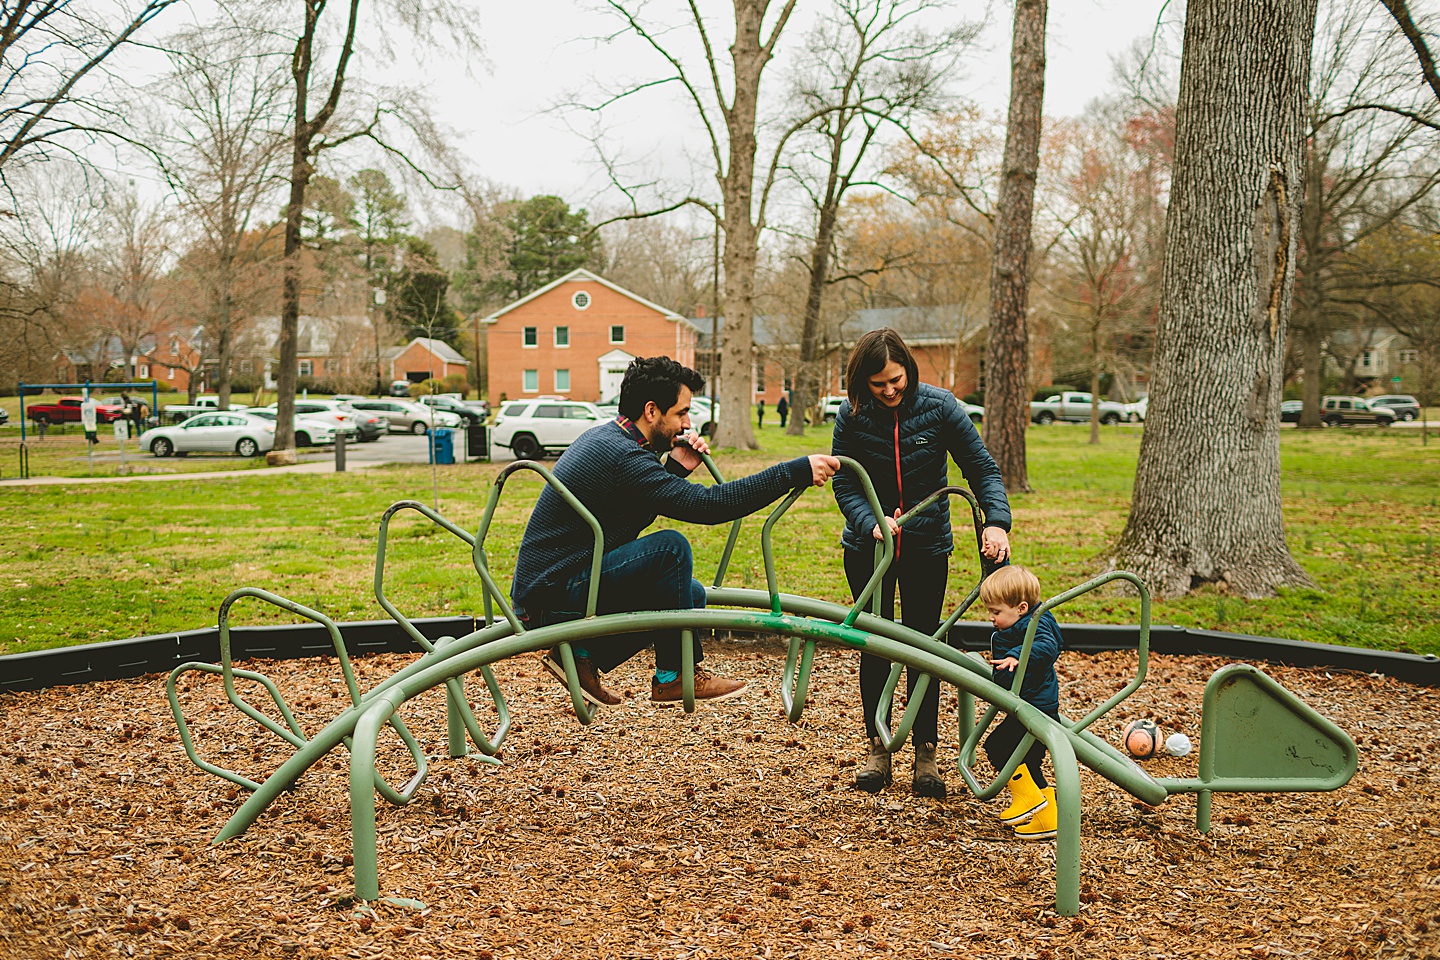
[694,305,1053,407]
[482,269,699,403]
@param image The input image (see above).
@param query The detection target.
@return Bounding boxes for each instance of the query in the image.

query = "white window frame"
[299,359,314,377]
[138,364,150,378]
[522,369,539,393]
[572,291,592,311]
[610,324,625,344]
[554,368,570,392]
[523,326,538,348]
[554,326,570,348]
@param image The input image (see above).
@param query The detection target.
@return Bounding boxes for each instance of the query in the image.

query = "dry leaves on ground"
[1,640,1438,959]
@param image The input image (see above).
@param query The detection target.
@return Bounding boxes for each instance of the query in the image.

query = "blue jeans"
[521,530,707,674]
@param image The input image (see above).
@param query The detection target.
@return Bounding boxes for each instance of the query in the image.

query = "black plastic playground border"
[1,616,1435,693]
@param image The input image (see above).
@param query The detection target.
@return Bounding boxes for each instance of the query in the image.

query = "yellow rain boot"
[997,767,1048,824]
[1014,788,1058,840]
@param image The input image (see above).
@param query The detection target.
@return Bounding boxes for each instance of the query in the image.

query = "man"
[512,356,841,706]
[776,394,789,429]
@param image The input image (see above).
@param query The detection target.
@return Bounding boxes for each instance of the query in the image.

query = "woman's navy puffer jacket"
[831,382,1011,555]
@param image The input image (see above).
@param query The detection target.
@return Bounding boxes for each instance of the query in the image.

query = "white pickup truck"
[1030,391,1129,425]
[161,396,248,423]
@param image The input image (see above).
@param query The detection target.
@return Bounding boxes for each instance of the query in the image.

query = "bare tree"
[151,18,290,410]
[781,0,975,436]
[1112,0,1318,599]
[271,0,482,458]
[1041,108,1163,443]
[984,0,1047,494]
[583,0,810,450]
[1291,1,1440,427]
[0,0,181,198]
[0,162,108,383]
[92,189,171,379]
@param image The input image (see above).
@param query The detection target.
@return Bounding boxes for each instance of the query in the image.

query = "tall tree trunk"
[1299,323,1323,428]
[275,106,309,458]
[788,199,839,438]
[1113,0,1317,599]
[713,2,774,452]
[984,0,1047,494]
[1089,359,1101,445]
[215,247,235,410]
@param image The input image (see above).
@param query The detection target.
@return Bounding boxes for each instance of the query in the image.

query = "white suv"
[492,399,604,459]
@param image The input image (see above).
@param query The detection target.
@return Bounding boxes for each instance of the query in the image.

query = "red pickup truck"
[28,397,125,425]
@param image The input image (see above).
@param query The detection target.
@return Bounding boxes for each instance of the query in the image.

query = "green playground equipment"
[168,454,1357,916]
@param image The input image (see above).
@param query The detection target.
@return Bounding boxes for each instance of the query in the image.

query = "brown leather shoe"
[650,667,747,704]
[541,649,622,706]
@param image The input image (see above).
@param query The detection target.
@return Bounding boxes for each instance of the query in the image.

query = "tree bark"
[1113,0,1317,599]
[713,1,783,452]
[983,0,1046,494]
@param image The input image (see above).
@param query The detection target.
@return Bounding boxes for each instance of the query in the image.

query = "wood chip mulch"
[1,640,1437,959]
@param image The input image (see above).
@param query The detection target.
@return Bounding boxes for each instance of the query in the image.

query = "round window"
[572,290,591,310]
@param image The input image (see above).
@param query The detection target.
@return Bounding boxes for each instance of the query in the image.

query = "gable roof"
[404,336,469,365]
[480,268,686,324]
[695,304,982,349]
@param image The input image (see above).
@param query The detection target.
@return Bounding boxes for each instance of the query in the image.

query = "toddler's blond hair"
[979,565,1042,610]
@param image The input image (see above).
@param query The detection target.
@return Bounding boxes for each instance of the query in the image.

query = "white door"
[597,348,635,402]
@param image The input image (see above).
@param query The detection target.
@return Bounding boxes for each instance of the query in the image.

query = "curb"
[2,617,1434,693]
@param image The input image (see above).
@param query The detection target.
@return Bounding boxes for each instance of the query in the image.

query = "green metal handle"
[471,460,609,724]
[695,451,744,588]
[778,636,816,722]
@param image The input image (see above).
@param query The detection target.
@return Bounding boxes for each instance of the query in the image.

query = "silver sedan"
[138,412,276,458]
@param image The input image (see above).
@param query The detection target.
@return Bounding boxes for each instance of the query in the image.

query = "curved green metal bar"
[170,587,428,807]
[957,570,1152,800]
[694,451,745,588]
[470,459,606,724]
[373,501,509,759]
[853,485,990,753]
[337,606,1165,914]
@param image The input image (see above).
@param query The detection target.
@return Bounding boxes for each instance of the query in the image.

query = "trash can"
[429,427,454,465]
[466,423,489,461]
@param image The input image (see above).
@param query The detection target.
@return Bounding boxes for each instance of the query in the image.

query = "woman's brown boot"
[853,737,892,793]
[912,742,947,798]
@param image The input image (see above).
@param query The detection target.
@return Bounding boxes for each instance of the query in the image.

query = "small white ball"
[1166,732,1192,757]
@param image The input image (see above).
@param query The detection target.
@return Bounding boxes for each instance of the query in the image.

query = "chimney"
[695,305,706,319]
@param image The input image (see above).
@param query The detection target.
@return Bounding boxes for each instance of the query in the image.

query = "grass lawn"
[0,420,1435,657]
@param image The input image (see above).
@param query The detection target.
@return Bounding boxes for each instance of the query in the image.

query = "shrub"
[442,372,468,397]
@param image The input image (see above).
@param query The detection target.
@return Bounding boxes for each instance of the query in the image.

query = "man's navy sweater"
[511,420,813,605]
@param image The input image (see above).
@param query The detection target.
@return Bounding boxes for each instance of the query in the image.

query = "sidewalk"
[0,458,377,486]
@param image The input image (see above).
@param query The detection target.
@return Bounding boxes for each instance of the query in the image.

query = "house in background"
[482,269,698,403]
[54,328,204,392]
[383,337,470,386]
[694,305,1056,407]
[1322,329,1423,392]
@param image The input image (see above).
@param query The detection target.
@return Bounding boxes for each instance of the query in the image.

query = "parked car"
[1030,391,1129,425]
[255,400,365,441]
[1321,395,1395,427]
[461,399,491,420]
[0,407,9,426]
[28,396,125,425]
[1280,399,1303,423]
[418,394,484,425]
[138,411,275,458]
[390,380,413,397]
[492,399,604,459]
[1122,396,1148,422]
[1368,394,1420,422]
[160,395,249,422]
[960,400,984,423]
[346,398,460,435]
[243,409,338,447]
[820,395,847,422]
[689,395,719,436]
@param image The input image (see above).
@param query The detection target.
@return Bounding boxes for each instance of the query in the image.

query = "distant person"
[831,327,1011,798]
[757,399,765,428]
[982,565,1065,840]
[776,395,789,428]
[512,356,841,707]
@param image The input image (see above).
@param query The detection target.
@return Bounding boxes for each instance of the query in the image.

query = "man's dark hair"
[618,356,705,420]
[845,327,920,410]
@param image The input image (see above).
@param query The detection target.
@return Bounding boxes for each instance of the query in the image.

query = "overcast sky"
[411,0,1178,208]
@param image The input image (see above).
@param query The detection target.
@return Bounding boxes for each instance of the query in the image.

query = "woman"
[831,328,1012,797]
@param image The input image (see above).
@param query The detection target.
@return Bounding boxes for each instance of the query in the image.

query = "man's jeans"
[520,530,706,674]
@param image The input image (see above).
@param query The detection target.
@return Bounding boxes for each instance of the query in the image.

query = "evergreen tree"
[489,195,600,301]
